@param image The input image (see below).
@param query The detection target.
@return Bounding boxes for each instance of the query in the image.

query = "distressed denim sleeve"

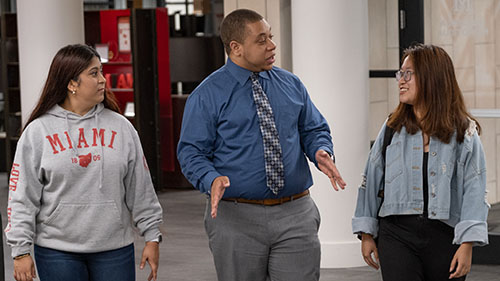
[352,121,387,238]
[453,131,489,246]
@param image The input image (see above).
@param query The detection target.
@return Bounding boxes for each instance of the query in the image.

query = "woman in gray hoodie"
[5,44,163,281]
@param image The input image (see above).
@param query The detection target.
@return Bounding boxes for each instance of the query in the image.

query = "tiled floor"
[1,173,499,280]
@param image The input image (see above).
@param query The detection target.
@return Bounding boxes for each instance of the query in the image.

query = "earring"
[71,90,76,95]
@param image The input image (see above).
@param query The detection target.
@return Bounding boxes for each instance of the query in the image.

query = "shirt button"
[431,193,436,198]
[431,151,437,156]
[430,171,436,176]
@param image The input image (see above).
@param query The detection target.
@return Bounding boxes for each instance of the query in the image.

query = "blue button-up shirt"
[177,58,333,199]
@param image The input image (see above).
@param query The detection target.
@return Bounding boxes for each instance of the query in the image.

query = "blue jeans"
[34,244,135,281]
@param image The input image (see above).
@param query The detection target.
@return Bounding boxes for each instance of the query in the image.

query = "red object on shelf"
[100,9,131,62]
[105,73,112,88]
[100,9,133,113]
[116,73,128,88]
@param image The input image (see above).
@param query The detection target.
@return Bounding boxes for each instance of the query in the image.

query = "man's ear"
[230,41,242,56]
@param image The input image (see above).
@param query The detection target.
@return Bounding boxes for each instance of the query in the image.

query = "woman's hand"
[361,233,380,270]
[449,242,473,279]
[13,255,36,281]
[140,241,160,281]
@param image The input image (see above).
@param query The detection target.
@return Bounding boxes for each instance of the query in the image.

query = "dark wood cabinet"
[0,12,21,174]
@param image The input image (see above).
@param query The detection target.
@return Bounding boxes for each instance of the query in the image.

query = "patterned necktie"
[250,72,285,195]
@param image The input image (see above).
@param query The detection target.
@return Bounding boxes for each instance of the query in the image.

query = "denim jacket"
[352,119,489,246]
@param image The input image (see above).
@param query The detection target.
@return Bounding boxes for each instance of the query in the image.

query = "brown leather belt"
[222,190,309,206]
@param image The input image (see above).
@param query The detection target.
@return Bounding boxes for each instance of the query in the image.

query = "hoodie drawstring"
[63,105,104,189]
[65,114,80,157]
[95,113,104,189]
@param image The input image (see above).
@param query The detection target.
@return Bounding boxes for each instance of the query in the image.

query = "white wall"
[291,0,369,268]
[17,0,84,124]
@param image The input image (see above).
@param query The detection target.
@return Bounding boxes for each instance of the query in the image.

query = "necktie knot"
[251,72,259,81]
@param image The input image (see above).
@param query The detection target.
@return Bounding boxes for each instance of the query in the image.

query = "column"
[291,0,369,267]
[17,0,84,124]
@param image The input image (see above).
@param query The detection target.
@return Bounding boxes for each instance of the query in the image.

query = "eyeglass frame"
[395,69,414,82]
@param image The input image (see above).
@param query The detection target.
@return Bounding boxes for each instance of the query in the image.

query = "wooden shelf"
[83,0,114,6]
[1,12,20,172]
[109,88,133,92]
[103,61,132,65]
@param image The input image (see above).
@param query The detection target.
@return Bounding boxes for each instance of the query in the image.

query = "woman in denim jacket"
[352,44,489,281]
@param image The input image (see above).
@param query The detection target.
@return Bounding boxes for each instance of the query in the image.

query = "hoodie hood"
[47,103,105,120]
[48,103,106,188]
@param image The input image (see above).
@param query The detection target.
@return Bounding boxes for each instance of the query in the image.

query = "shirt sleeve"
[124,127,163,242]
[4,127,43,257]
[351,121,387,238]
[453,131,489,246]
[296,81,333,166]
[177,91,221,194]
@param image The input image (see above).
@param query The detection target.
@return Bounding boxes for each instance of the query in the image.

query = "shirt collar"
[226,58,271,85]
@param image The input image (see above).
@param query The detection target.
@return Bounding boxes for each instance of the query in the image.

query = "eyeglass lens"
[396,70,412,82]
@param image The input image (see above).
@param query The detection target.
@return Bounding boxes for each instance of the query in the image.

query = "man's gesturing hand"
[211,176,230,218]
[316,150,346,191]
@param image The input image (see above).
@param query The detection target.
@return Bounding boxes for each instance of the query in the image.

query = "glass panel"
[367,0,400,141]
[166,4,193,15]
[368,0,400,71]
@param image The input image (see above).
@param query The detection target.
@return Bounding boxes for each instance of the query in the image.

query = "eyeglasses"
[395,70,413,82]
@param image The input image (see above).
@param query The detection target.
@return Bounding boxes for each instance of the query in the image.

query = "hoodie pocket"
[42,201,124,245]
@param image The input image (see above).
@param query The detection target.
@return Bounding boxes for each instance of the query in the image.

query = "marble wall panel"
[475,44,496,108]
[369,78,389,103]
[369,0,388,69]
[370,101,389,141]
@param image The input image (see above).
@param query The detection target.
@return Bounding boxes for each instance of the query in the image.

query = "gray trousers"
[204,194,321,281]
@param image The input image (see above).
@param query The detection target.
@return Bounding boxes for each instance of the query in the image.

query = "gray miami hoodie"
[5,104,163,257]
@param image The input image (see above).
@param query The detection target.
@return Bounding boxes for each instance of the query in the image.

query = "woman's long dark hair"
[387,44,480,143]
[23,44,121,131]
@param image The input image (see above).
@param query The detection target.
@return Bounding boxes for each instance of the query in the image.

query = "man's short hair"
[220,9,264,55]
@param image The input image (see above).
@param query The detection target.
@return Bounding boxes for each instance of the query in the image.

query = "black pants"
[378,215,466,281]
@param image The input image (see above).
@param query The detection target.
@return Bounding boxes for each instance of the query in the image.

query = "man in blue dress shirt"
[177,8,346,281]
